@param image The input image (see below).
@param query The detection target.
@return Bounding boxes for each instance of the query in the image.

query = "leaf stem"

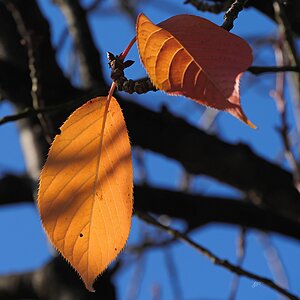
[93,36,136,203]
[120,37,136,59]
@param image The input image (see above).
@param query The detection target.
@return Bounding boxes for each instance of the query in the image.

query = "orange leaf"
[136,14,255,128]
[38,97,133,292]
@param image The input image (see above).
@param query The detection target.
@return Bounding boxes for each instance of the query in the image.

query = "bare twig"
[125,254,145,300]
[273,1,299,68]
[55,0,102,53]
[184,0,231,13]
[248,66,300,75]
[2,96,300,221]
[221,0,248,31]
[54,0,105,89]
[151,283,161,300]
[273,0,300,135]
[198,108,219,132]
[2,171,300,240]
[0,98,85,126]
[137,211,300,300]
[164,248,183,300]
[271,38,300,191]
[4,1,54,143]
[126,237,177,254]
[228,227,247,300]
[133,147,148,184]
[117,0,137,24]
[86,0,102,12]
[258,232,290,295]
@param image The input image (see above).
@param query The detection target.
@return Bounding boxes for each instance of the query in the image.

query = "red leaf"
[136,13,255,128]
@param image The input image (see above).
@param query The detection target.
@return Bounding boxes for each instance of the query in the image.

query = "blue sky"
[0,1,300,299]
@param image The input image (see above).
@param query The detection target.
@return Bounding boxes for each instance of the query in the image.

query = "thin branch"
[258,232,290,293]
[248,65,300,75]
[1,95,300,221]
[86,0,102,12]
[0,256,117,299]
[109,63,300,95]
[4,1,54,143]
[184,0,231,13]
[133,147,148,184]
[134,185,300,240]
[108,52,157,94]
[1,36,300,222]
[117,0,138,24]
[2,173,300,240]
[273,0,300,136]
[0,98,85,126]
[125,253,145,300]
[228,227,247,300]
[53,0,106,89]
[137,211,300,300]
[273,0,299,68]
[164,248,183,300]
[55,0,103,53]
[221,0,248,31]
[126,237,177,254]
[271,37,300,191]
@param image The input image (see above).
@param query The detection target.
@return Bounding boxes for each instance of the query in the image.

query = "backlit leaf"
[38,97,133,291]
[136,14,255,128]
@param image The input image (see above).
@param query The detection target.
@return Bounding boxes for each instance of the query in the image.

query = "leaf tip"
[246,119,257,129]
[137,12,149,24]
[85,282,96,293]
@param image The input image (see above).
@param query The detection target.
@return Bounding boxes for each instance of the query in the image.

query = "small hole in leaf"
[80,233,83,237]
[115,248,117,251]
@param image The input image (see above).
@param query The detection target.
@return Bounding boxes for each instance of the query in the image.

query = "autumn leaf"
[38,96,133,292]
[136,13,255,128]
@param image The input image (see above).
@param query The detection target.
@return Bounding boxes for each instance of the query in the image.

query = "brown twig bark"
[221,0,248,31]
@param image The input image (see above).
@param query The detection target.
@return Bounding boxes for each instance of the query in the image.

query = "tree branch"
[221,0,248,31]
[120,101,300,222]
[134,185,300,240]
[4,1,55,143]
[248,65,300,75]
[137,211,300,300]
[200,0,300,36]
[1,89,300,222]
[1,0,300,228]
[0,97,86,126]
[1,173,300,240]
[0,256,116,300]
[53,0,106,89]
